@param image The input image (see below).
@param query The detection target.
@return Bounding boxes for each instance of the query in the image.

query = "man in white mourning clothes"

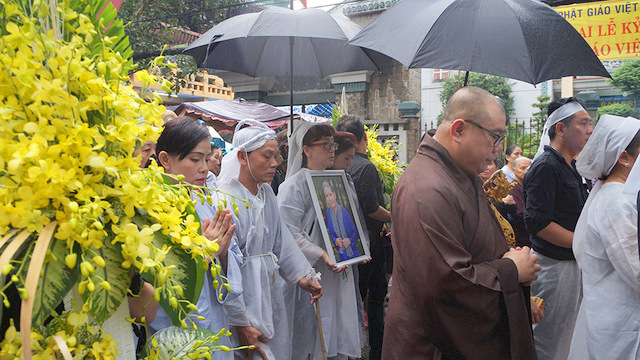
[523,97,593,360]
[217,120,322,360]
[568,115,640,360]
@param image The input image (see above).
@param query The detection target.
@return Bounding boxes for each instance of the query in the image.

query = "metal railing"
[504,118,543,159]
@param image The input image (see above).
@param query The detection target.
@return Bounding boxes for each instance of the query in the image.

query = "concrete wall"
[510,81,545,125]
[336,10,422,163]
[421,69,448,131]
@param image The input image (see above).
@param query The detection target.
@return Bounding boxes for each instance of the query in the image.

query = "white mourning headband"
[545,101,586,130]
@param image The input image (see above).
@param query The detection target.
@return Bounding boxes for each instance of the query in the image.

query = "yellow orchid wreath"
[0,0,248,358]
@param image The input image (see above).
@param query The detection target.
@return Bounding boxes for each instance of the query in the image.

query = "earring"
[625,163,630,168]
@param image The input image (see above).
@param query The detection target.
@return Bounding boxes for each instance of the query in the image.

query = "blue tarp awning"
[276,103,335,117]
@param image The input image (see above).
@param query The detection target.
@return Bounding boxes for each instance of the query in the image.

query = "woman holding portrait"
[278,121,362,360]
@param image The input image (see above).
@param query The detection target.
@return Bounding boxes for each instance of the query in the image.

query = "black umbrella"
[183,7,378,133]
[348,0,609,85]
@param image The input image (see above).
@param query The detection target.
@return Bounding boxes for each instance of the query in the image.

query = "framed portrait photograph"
[305,170,371,268]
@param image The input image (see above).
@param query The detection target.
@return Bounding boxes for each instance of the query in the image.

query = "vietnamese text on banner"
[555,0,640,61]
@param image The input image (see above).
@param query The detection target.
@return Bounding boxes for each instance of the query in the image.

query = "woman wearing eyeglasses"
[278,121,362,360]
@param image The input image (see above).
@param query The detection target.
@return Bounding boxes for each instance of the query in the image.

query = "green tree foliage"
[505,126,537,158]
[119,0,241,92]
[531,94,550,137]
[596,103,640,119]
[503,94,549,159]
[609,60,640,100]
[438,72,515,123]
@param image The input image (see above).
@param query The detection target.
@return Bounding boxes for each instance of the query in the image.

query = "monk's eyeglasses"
[464,120,505,146]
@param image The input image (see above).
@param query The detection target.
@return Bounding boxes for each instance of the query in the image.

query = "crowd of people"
[135,85,638,360]
[134,113,389,360]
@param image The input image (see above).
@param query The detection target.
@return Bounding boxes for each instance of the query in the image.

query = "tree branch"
[133,0,151,17]
[132,46,189,61]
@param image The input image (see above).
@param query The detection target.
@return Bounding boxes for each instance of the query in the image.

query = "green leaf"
[144,326,222,360]
[331,105,342,128]
[610,60,640,100]
[31,238,79,327]
[0,231,34,328]
[132,215,204,327]
[82,234,129,325]
[66,0,133,74]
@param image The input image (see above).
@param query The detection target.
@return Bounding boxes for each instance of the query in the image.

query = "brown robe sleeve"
[383,164,536,360]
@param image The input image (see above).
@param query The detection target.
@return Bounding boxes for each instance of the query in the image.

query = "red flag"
[300,0,307,8]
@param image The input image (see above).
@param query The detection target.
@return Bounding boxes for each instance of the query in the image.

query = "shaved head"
[433,86,507,175]
[441,86,505,126]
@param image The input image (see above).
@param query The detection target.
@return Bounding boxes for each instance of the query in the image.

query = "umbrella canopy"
[183,6,379,134]
[183,7,378,78]
[348,0,610,85]
[174,99,299,129]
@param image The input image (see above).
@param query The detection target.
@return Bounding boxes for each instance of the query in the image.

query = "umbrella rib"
[326,14,350,41]
[317,14,379,73]
[253,37,272,77]
[467,0,482,73]
[247,10,268,37]
[308,38,324,78]
[408,2,455,68]
[504,0,536,84]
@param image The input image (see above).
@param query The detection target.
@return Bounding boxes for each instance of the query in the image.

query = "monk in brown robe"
[383,86,540,360]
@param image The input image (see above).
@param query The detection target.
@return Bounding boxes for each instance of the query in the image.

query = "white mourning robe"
[206,171,219,189]
[278,168,362,359]
[219,179,314,360]
[346,173,368,349]
[500,165,516,183]
[569,182,640,360]
[150,191,244,360]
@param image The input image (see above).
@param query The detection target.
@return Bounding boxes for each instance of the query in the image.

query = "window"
[433,69,449,81]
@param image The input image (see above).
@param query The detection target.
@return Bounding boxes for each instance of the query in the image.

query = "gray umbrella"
[183,7,378,132]
[348,0,609,85]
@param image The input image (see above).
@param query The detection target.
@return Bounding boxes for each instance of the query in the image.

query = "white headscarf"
[217,120,276,186]
[573,115,640,266]
[576,115,640,181]
[534,101,586,160]
[285,120,318,179]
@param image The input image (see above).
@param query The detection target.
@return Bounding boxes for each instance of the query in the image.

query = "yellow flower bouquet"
[0,0,246,358]
[366,126,403,198]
